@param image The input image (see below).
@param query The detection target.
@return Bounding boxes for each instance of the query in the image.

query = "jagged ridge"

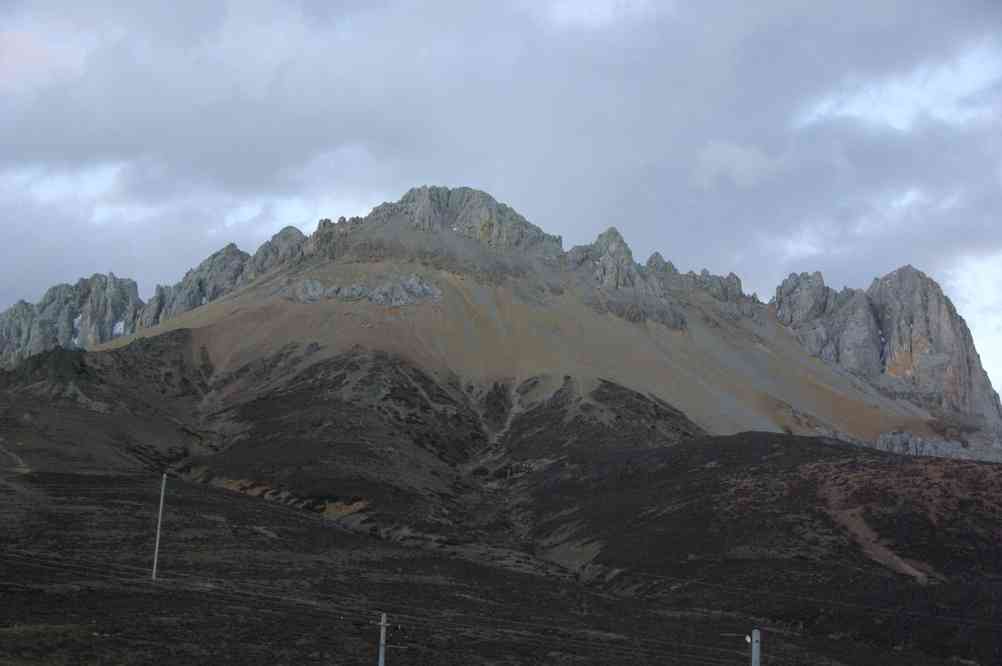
[0,185,998,452]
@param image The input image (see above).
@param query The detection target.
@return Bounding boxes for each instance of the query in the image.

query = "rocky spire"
[775,271,835,326]
[591,227,638,289]
[567,227,645,289]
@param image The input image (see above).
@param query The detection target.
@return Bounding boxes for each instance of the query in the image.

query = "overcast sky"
[2,1,1001,383]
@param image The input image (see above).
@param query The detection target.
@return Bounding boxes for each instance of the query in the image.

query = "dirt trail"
[828,505,931,584]
[817,481,938,585]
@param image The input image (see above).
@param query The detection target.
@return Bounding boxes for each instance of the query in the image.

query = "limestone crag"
[774,273,883,376]
[286,274,442,306]
[0,274,143,368]
[139,243,250,328]
[775,271,837,326]
[644,250,748,305]
[240,227,306,284]
[867,266,1002,424]
[644,252,678,276]
[303,215,365,261]
[775,267,1002,429]
[568,227,642,289]
[138,226,309,330]
[372,186,564,256]
[567,226,762,328]
[656,266,745,304]
[873,431,1002,463]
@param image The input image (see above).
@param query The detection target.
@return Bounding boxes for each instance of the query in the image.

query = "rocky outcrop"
[867,266,1002,423]
[303,215,368,261]
[663,268,745,303]
[644,252,678,276]
[0,274,143,368]
[568,227,642,289]
[139,243,250,327]
[286,274,442,307]
[774,273,883,377]
[872,431,1002,463]
[775,266,1002,429]
[775,271,835,325]
[645,252,747,305]
[371,186,564,256]
[569,229,686,328]
[566,227,766,328]
[240,227,306,283]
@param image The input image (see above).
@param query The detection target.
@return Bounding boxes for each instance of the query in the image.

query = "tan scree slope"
[102,259,930,443]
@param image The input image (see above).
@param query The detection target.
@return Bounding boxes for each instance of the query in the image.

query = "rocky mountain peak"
[568,227,641,289]
[386,185,563,255]
[0,273,143,369]
[645,252,678,275]
[138,243,251,328]
[866,265,1001,423]
[274,226,306,241]
[775,264,1002,431]
[242,226,307,283]
[593,227,632,259]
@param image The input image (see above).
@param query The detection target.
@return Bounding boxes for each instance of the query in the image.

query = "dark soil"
[3,340,1001,664]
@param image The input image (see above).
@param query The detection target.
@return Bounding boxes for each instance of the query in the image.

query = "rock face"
[873,431,1002,463]
[775,266,1002,429]
[775,271,835,326]
[565,227,762,329]
[241,227,306,284]
[867,266,1001,423]
[139,243,250,328]
[774,273,883,377]
[568,227,642,289]
[644,252,677,275]
[286,274,442,306]
[0,274,143,368]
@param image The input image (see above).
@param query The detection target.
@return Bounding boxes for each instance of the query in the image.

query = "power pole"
[152,473,166,581]
[750,628,761,666]
[377,612,388,666]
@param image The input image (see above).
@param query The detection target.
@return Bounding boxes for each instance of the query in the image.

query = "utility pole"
[750,628,761,666]
[377,612,388,666]
[152,473,166,581]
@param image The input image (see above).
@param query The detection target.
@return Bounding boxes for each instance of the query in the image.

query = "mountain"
[4,186,1002,663]
[2,185,998,456]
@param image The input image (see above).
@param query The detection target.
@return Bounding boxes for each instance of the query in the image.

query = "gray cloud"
[2,0,1001,360]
